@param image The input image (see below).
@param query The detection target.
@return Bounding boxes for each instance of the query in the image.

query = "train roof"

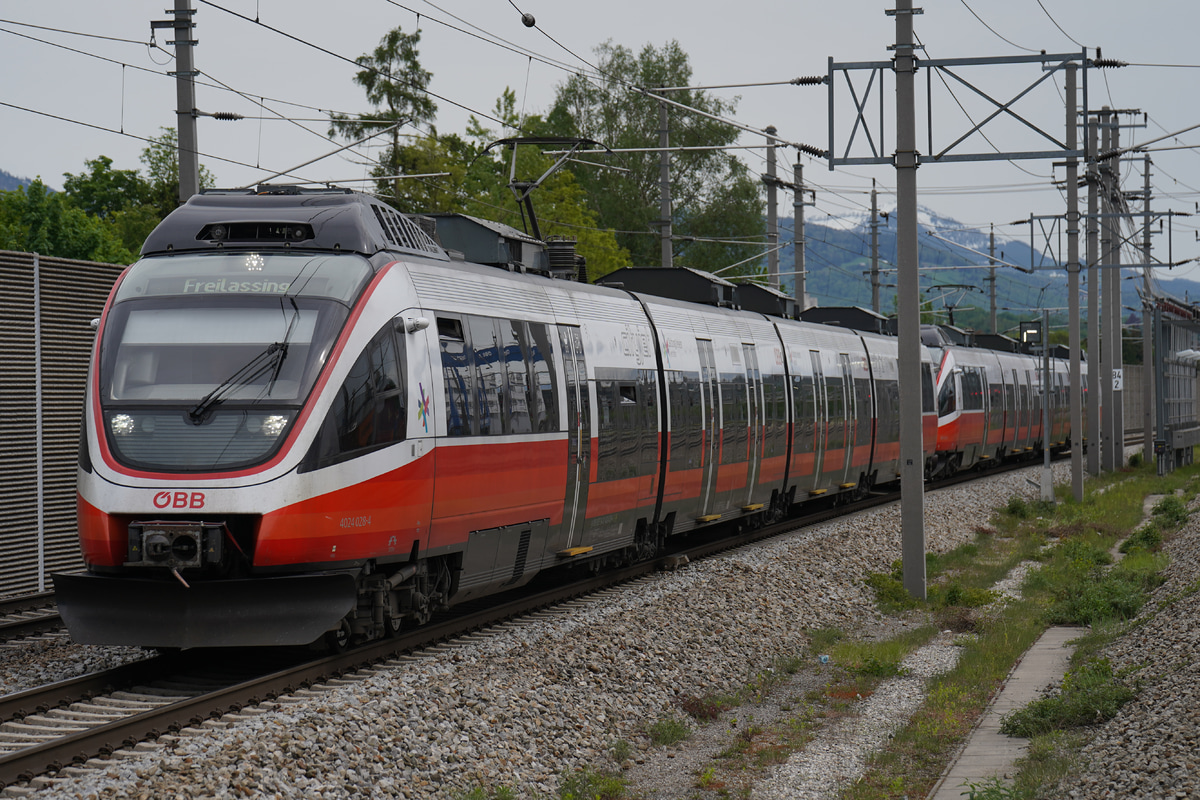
[799,306,890,336]
[598,266,738,308]
[140,187,448,261]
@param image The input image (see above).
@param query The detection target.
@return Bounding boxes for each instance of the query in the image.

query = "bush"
[647,717,690,746]
[931,581,996,609]
[559,768,626,800]
[851,654,908,678]
[1119,523,1163,554]
[865,571,921,610]
[1005,496,1032,518]
[679,695,724,722]
[1045,551,1164,625]
[1001,658,1135,736]
[1152,495,1189,527]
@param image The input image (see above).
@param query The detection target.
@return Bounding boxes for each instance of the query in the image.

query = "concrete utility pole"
[766,126,780,289]
[152,0,199,201]
[1111,118,1125,469]
[659,101,672,268]
[871,181,881,313]
[894,0,926,601]
[1065,63,1084,502]
[794,160,806,308]
[988,223,997,334]
[1041,307,1055,502]
[1086,114,1101,475]
[1142,154,1154,462]
[1099,109,1114,471]
[1102,112,1123,470]
[1154,302,1168,476]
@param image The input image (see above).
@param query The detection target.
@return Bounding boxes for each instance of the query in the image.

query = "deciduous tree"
[548,41,765,276]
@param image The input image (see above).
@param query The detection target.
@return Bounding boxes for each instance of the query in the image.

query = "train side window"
[720,373,748,465]
[921,363,934,414]
[989,381,1004,429]
[468,315,502,435]
[303,321,406,470]
[527,322,559,432]
[962,368,984,411]
[668,371,702,472]
[438,315,475,436]
[499,319,533,435]
[763,373,787,458]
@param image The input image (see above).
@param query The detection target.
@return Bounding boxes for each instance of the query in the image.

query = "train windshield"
[98,251,373,472]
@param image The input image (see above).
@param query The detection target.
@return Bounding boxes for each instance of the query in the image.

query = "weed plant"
[1000,658,1136,736]
[646,717,690,746]
[557,768,626,800]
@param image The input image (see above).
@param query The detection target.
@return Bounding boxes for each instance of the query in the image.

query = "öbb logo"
[153,491,206,509]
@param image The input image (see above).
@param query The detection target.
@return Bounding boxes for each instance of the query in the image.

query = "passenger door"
[697,339,719,516]
[558,326,590,549]
[742,344,763,504]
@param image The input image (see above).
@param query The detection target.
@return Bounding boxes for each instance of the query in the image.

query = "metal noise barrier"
[0,250,124,595]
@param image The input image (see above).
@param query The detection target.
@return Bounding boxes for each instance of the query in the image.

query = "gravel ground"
[0,634,148,696]
[5,464,1072,799]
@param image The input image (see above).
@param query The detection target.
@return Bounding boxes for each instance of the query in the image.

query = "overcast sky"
[3,1,1200,279]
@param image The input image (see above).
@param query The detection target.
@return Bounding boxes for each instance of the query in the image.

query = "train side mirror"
[402,317,430,334]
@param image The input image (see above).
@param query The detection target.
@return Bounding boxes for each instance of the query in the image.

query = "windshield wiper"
[187,299,302,424]
[187,342,289,423]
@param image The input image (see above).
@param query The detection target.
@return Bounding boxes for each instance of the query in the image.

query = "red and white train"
[54,189,1074,649]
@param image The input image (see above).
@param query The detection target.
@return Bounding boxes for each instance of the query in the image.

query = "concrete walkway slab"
[927,625,1087,800]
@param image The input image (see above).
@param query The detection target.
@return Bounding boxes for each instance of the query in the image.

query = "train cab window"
[303,321,406,470]
[439,316,475,436]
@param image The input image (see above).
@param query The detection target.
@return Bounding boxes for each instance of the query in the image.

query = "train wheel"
[324,620,352,653]
[945,454,959,478]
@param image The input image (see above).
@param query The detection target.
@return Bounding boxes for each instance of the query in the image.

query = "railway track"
[0,593,60,644]
[0,449,1085,792]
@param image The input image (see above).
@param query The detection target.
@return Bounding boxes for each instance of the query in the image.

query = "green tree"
[0,179,135,264]
[62,156,161,255]
[139,128,216,217]
[547,40,765,275]
[62,155,150,218]
[461,90,629,279]
[328,26,438,203]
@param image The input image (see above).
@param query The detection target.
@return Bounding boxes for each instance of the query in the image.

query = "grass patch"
[1000,658,1136,736]
[646,717,691,747]
[558,768,626,800]
[846,454,1200,798]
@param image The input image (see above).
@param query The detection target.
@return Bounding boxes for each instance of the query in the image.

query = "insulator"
[211,111,244,121]
[796,142,828,160]
[1092,59,1127,69]
[790,76,828,86]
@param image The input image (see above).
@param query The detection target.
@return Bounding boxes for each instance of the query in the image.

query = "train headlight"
[110,414,136,436]
[246,414,289,437]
